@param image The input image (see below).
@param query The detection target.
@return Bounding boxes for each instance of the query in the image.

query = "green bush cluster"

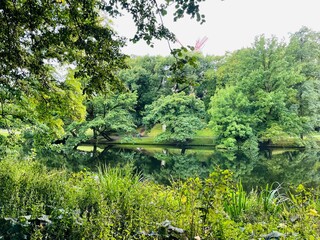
[0,159,319,239]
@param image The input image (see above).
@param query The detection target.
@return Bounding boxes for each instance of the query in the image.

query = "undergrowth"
[0,159,319,239]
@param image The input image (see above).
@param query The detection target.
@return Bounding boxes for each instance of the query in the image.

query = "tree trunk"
[93,128,98,156]
[181,147,186,155]
[300,133,304,140]
[101,131,113,141]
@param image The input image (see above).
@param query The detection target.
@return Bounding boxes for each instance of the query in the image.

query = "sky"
[113,0,320,56]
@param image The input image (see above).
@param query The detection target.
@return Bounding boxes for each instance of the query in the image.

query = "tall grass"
[258,183,288,214]
[224,181,248,221]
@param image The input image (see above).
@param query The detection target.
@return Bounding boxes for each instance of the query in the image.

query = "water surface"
[92,145,320,190]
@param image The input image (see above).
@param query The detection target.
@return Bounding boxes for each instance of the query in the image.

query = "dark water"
[85,145,320,190]
[40,145,320,190]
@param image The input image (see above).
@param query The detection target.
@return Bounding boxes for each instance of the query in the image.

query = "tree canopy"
[208,30,320,148]
[0,0,206,128]
[143,92,205,144]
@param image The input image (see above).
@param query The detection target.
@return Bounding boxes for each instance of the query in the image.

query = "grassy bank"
[0,129,9,137]
[0,159,319,239]
[109,125,320,148]
[112,125,215,146]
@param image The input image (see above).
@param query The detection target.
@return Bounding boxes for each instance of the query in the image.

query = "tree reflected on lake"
[37,145,320,190]
[97,146,320,190]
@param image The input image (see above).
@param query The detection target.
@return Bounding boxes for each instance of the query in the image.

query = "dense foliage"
[2,15,319,148]
[143,92,206,144]
[209,32,320,148]
[0,0,206,145]
[116,28,320,149]
[0,159,319,239]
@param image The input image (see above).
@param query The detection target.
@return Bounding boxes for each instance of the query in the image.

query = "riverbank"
[85,124,320,149]
[1,127,319,149]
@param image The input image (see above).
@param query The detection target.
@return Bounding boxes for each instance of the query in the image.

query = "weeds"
[224,181,248,221]
[258,182,288,214]
[0,159,319,239]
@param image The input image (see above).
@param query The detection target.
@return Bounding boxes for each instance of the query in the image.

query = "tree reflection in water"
[37,145,320,191]
[97,146,320,191]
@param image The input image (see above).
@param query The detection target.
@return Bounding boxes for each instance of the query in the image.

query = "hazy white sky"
[114,0,320,56]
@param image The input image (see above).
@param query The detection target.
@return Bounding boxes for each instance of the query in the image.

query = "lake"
[76,145,320,191]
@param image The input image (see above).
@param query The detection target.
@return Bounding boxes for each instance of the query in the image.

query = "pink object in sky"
[175,36,208,52]
[194,36,208,51]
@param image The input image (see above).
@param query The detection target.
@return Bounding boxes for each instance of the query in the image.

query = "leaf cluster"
[143,92,205,144]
